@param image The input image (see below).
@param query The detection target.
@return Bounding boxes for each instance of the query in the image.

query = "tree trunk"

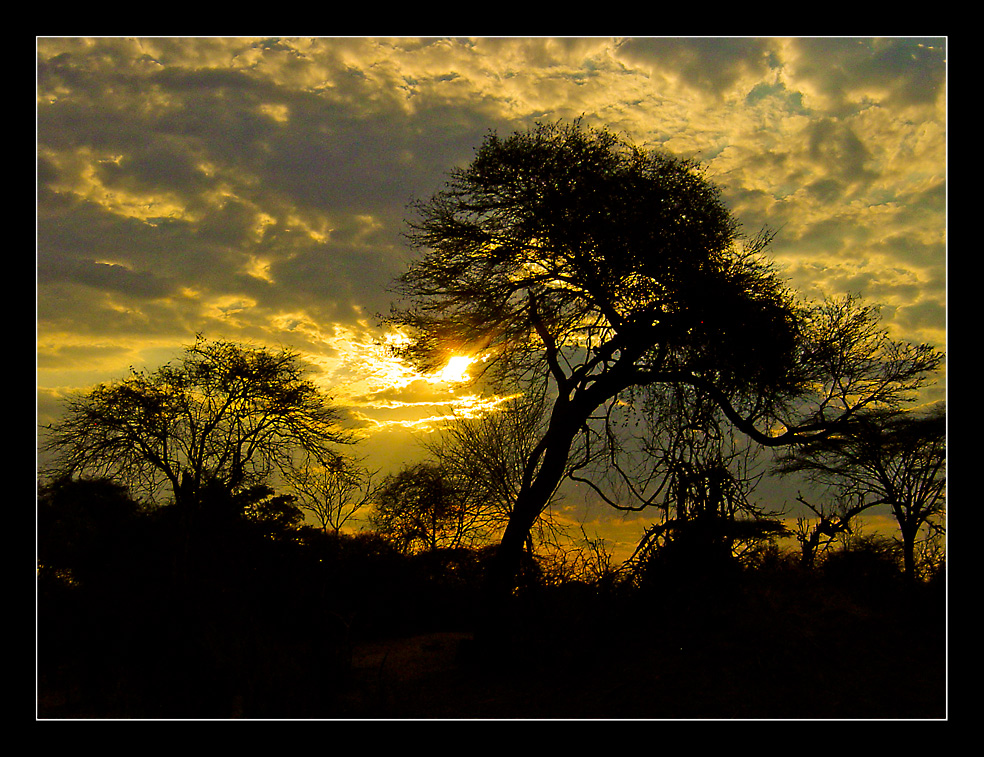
[487,353,648,596]
[901,524,918,583]
[481,383,604,621]
[476,351,653,654]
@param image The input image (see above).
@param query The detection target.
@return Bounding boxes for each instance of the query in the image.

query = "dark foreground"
[38,570,946,720]
[335,591,945,719]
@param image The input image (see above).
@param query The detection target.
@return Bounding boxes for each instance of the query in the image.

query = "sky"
[36,37,947,558]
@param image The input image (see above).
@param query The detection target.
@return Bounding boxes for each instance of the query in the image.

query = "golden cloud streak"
[351,391,523,433]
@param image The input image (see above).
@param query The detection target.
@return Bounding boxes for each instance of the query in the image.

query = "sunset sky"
[36,37,947,556]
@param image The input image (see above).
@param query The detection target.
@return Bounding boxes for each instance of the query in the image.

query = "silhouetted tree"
[238,484,306,537]
[387,120,944,600]
[37,474,354,718]
[287,455,377,533]
[621,383,789,591]
[369,462,485,553]
[420,390,567,553]
[775,402,946,582]
[791,491,870,568]
[41,336,354,508]
[37,476,144,587]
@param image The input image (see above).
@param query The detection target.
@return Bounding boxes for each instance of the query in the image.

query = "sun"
[437,354,474,384]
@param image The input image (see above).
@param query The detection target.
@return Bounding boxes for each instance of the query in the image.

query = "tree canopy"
[775,402,946,580]
[392,120,799,400]
[41,336,353,508]
[368,462,478,553]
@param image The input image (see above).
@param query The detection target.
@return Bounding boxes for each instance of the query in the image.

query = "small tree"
[37,476,144,586]
[238,484,306,537]
[41,336,354,508]
[287,456,377,533]
[368,462,482,553]
[420,390,565,552]
[791,491,870,569]
[775,403,946,581]
[621,384,789,584]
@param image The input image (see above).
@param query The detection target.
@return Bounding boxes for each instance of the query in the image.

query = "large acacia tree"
[41,336,354,508]
[387,120,944,598]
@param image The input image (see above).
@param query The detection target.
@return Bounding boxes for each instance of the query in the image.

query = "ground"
[330,617,946,720]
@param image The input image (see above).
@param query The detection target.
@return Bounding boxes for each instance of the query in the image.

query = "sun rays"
[435,354,475,385]
[300,327,500,435]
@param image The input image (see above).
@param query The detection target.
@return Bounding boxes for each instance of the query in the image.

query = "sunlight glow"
[289,327,506,437]
[355,392,523,432]
[435,354,474,384]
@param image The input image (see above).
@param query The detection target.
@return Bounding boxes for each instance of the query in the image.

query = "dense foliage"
[41,337,353,507]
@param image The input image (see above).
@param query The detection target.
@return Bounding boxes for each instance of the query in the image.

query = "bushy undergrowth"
[37,481,945,719]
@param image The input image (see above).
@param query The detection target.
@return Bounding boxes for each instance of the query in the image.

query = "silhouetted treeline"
[37,477,494,717]
[37,477,944,719]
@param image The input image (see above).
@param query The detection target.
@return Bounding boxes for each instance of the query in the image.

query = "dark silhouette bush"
[37,479,356,717]
[38,476,945,718]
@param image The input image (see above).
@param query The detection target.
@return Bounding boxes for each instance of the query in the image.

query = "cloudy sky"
[36,37,946,553]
